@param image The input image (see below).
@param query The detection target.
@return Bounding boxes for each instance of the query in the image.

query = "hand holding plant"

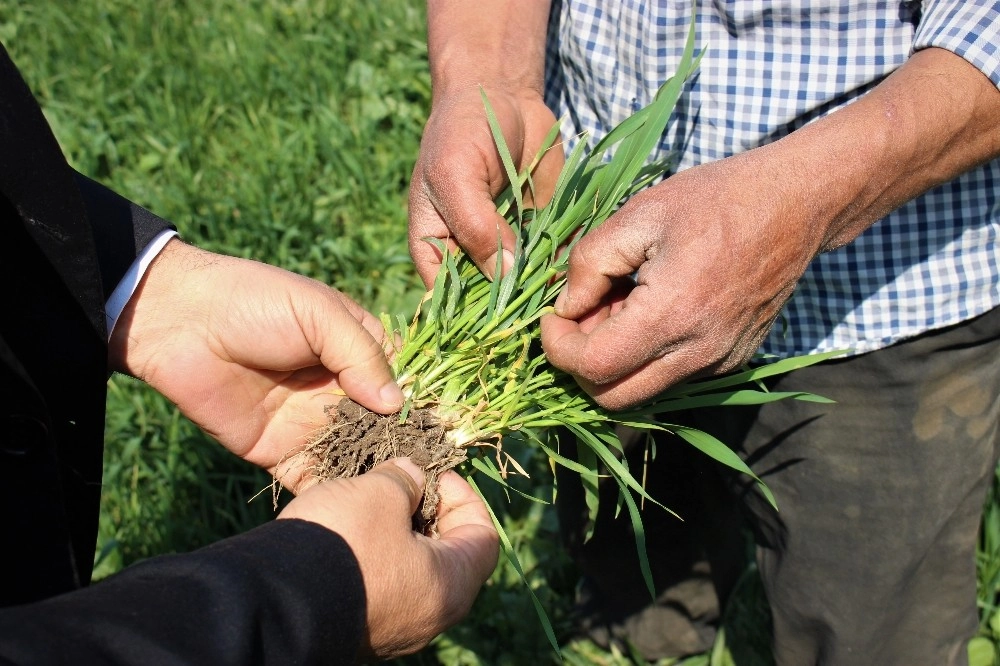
[299,19,840,649]
[109,238,404,495]
[542,146,822,410]
[408,84,563,285]
[279,458,498,661]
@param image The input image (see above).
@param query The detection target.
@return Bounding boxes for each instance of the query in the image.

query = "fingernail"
[484,249,515,281]
[501,249,514,274]
[388,458,424,487]
[379,382,404,411]
[554,287,570,315]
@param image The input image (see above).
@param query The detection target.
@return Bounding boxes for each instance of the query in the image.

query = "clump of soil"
[301,398,467,534]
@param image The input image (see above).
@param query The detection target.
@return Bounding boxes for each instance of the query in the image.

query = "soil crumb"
[301,398,466,534]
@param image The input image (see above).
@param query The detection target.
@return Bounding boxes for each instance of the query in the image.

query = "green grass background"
[3,1,999,663]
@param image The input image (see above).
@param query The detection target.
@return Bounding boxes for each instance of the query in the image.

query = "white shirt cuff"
[104,229,178,340]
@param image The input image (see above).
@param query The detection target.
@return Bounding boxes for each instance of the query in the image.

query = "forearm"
[426,0,550,98]
[772,46,1000,254]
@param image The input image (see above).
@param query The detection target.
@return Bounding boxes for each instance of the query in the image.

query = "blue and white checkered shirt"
[544,0,1000,358]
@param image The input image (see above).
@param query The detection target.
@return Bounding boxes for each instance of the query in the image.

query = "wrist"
[104,229,178,341]
[761,96,895,255]
[427,0,550,99]
[108,238,200,379]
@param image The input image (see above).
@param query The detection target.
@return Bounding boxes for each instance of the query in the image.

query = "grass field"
[4,1,999,664]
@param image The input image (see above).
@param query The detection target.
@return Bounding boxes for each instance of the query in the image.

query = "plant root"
[302,398,467,535]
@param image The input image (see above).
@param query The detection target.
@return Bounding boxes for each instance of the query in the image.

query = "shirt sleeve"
[103,228,177,338]
[0,519,367,666]
[71,171,178,303]
[70,171,182,339]
[913,1,1000,88]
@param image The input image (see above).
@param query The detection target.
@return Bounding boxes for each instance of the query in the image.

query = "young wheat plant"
[306,14,839,650]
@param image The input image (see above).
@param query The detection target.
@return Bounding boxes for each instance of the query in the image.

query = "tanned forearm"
[425,0,551,98]
[771,46,1000,255]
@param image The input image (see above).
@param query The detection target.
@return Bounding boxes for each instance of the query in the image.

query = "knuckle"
[590,391,620,410]
[578,351,621,386]
[370,467,416,507]
[567,238,600,272]
[419,155,450,193]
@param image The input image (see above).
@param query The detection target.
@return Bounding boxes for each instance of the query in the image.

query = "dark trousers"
[559,305,1000,665]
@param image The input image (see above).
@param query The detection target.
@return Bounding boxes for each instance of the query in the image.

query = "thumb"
[308,290,404,415]
[554,217,648,320]
[366,458,426,517]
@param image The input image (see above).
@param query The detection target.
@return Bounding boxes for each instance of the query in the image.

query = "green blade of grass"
[480,87,524,223]
[613,473,657,600]
[670,425,778,510]
[468,476,561,658]
[658,350,848,398]
[469,455,549,505]
[625,389,834,416]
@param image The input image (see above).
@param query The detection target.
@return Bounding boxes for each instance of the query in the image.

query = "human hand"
[540,147,824,410]
[109,239,404,493]
[408,85,563,286]
[278,458,499,661]
[541,47,1000,411]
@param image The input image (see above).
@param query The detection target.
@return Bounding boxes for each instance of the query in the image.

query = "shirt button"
[0,414,48,456]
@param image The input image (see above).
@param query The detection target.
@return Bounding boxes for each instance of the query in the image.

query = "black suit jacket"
[0,44,365,664]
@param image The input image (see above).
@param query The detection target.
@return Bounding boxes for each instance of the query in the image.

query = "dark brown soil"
[301,398,467,533]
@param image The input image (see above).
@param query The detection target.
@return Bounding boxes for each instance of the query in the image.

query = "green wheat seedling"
[368,14,838,652]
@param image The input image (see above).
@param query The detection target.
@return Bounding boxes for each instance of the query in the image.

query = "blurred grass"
[3,0,428,587]
[4,1,999,664]
[2,0,425,314]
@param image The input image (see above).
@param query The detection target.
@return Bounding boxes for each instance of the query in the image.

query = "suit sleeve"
[0,519,367,666]
[72,171,177,304]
